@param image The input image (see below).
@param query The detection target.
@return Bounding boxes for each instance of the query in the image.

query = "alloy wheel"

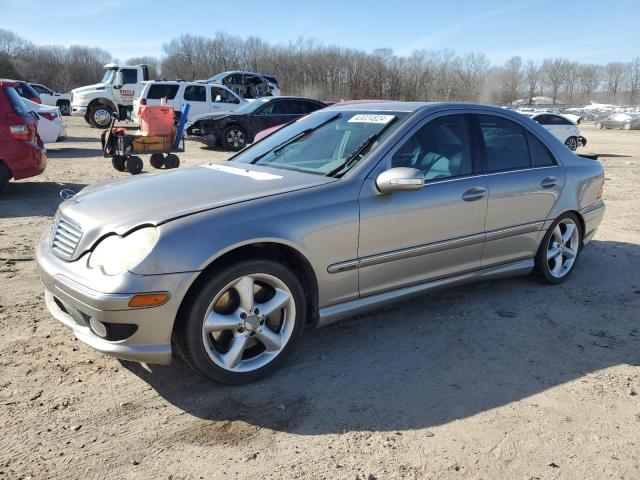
[201,273,295,372]
[226,129,245,149]
[565,137,578,151]
[546,218,580,278]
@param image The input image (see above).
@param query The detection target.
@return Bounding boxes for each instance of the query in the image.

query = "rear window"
[477,114,531,172]
[147,84,179,100]
[4,86,29,115]
[15,82,40,100]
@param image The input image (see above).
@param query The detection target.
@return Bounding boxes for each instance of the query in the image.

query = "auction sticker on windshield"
[348,114,395,124]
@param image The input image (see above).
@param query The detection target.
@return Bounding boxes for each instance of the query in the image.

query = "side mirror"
[376,167,424,194]
[113,72,123,89]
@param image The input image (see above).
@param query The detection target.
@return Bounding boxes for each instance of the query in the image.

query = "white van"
[133,81,247,123]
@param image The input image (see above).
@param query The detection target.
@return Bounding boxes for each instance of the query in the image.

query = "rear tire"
[57,101,71,116]
[564,136,578,151]
[150,153,165,169]
[112,156,126,171]
[534,213,582,285]
[125,156,143,175]
[164,154,180,169]
[0,162,11,195]
[175,259,306,385]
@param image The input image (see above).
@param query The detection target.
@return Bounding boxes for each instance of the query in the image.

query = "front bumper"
[36,233,198,364]
[71,105,88,117]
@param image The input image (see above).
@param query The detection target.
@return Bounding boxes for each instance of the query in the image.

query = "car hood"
[58,162,335,259]
[71,83,107,95]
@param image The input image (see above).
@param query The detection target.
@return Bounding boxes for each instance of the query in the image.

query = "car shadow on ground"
[122,239,639,436]
[2,181,87,218]
[593,153,632,158]
[47,147,103,159]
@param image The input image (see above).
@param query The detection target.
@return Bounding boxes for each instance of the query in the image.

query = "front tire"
[175,259,306,385]
[534,213,582,284]
[57,101,71,116]
[222,125,248,151]
[89,105,113,128]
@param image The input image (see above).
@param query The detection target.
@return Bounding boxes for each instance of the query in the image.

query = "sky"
[1,0,638,65]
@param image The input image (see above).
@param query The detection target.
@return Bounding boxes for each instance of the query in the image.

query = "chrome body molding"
[319,259,535,327]
[328,221,545,273]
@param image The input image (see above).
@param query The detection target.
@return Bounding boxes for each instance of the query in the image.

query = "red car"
[0,79,47,194]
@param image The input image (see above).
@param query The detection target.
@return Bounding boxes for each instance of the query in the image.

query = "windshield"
[101,69,117,84]
[232,110,408,176]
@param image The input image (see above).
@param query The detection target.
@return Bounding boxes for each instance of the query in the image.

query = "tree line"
[1,28,639,106]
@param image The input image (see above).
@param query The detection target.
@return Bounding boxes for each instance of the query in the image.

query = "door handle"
[462,187,487,202]
[541,176,557,188]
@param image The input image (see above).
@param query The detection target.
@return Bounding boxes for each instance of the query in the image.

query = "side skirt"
[317,258,534,327]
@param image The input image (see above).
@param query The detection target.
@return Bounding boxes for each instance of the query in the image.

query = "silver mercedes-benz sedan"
[36,102,606,384]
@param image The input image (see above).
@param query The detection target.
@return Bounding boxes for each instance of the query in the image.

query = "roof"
[325,101,436,112]
[0,79,19,87]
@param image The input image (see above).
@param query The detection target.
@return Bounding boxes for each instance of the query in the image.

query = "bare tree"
[578,64,601,104]
[605,62,626,103]
[496,56,523,104]
[127,56,160,79]
[542,58,566,104]
[525,60,540,104]
[627,57,640,105]
[453,52,489,101]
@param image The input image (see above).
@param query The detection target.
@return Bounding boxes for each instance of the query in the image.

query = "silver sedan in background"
[36,102,606,384]
[596,113,640,130]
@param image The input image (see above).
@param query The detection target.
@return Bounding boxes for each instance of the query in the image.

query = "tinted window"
[31,84,50,94]
[4,86,29,115]
[526,132,556,167]
[183,85,206,102]
[211,86,239,104]
[533,114,551,125]
[477,115,530,172]
[15,82,40,100]
[270,100,300,115]
[548,115,573,125]
[297,100,323,114]
[147,84,179,100]
[392,115,472,180]
[121,69,138,84]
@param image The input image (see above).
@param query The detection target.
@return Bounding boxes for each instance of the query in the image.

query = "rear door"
[475,113,565,266]
[182,84,208,119]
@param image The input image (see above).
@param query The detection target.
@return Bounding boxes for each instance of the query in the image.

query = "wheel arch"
[55,98,70,106]
[173,241,320,339]
[88,97,117,113]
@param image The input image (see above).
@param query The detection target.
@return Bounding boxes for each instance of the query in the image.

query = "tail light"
[597,175,605,199]
[7,112,31,141]
[40,112,58,121]
[31,97,41,104]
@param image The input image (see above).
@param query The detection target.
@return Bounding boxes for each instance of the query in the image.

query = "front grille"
[50,212,83,260]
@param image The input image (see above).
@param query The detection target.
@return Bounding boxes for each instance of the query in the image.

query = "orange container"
[138,106,174,136]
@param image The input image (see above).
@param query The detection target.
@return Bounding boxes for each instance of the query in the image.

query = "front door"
[210,86,241,113]
[358,113,488,296]
[113,68,139,107]
[475,113,565,266]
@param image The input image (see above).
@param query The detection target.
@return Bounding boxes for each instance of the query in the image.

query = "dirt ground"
[0,117,639,480]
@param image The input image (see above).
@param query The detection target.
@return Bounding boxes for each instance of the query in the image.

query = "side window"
[147,84,179,100]
[477,114,530,172]
[534,115,550,125]
[211,87,239,104]
[526,132,556,167]
[183,85,206,102]
[391,115,472,181]
[32,85,47,94]
[297,101,322,114]
[550,115,573,125]
[269,101,295,115]
[121,69,138,84]
[255,102,275,115]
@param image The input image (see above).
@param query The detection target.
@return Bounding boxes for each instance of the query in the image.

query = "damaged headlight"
[88,227,158,276]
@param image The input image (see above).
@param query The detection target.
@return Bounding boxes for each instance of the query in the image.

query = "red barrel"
[138,106,174,136]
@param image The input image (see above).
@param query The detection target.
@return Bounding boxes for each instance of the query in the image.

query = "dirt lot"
[1,117,639,480]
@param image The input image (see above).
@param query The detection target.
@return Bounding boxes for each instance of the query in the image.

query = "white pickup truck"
[70,63,150,128]
[29,83,72,116]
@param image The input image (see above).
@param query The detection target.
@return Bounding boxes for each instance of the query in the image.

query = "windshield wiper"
[326,118,397,178]
[250,113,342,164]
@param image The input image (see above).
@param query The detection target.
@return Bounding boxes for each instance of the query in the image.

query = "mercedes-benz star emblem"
[59,189,76,201]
